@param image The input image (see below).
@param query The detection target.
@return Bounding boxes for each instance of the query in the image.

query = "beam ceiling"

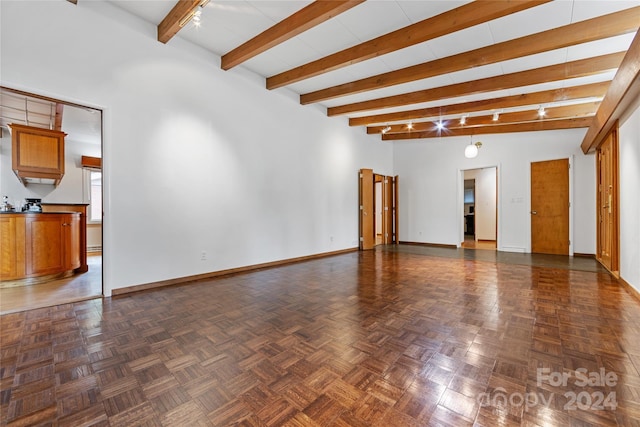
[348,82,611,127]
[222,1,365,71]
[128,0,639,143]
[330,53,623,116]
[303,7,640,105]
[266,0,550,90]
[581,27,640,153]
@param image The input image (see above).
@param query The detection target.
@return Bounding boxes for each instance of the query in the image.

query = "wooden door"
[383,176,393,244]
[531,159,569,255]
[359,169,374,250]
[597,131,618,272]
[393,176,398,244]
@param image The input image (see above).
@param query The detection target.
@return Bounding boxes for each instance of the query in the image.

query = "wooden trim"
[399,241,457,249]
[573,253,595,258]
[367,103,598,134]
[81,156,102,169]
[382,117,593,140]
[325,52,624,113]
[348,82,609,126]
[618,276,640,303]
[266,0,548,89]
[581,29,640,153]
[54,103,64,131]
[223,0,364,70]
[157,0,202,44]
[112,247,358,296]
[302,8,638,104]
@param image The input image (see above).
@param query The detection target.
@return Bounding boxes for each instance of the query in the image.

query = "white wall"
[464,168,497,241]
[394,130,596,254]
[1,1,392,295]
[619,101,640,293]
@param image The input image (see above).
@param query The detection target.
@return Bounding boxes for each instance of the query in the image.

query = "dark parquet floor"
[1,249,640,426]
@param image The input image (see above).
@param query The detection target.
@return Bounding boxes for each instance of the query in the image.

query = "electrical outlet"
[200,251,207,261]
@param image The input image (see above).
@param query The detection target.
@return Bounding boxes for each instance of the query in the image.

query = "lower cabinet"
[0,212,81,281]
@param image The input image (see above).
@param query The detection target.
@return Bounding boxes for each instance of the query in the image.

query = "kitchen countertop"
[0,211,80,214]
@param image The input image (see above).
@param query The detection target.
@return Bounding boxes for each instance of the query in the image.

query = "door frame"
[596,126,620,274]
[359,169,398,250]
[458,164,500,249]
[528,156,574,256]
[0,84,105,296]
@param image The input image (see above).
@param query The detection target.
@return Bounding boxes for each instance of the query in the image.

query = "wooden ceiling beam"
[382,117,593,140]
[581,29,640,153]
[157,0,202,44]
[302,6,640,104]
[368,102,599,134]
[266,0,549,90]
[222,0,364,71]
[349,81,610,126]
[54,103,64,132]
[330,52,623,116]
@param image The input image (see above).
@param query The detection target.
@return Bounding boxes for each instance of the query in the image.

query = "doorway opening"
[359,169,398,250]
[0,86,103,314]
[461,167,497,251]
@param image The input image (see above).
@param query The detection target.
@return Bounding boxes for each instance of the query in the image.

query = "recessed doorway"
[0,86,103,314]
[461,167,497,250]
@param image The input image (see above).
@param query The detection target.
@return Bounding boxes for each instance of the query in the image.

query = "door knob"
[530,210,537,215]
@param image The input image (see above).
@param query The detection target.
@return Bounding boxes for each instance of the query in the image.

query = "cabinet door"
[65,214,81,270]
[26,215,65,276]
[1,216,26,280]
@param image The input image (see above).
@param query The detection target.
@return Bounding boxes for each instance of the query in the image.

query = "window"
[84,169,102,223]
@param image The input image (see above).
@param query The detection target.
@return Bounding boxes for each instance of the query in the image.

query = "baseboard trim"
[573,252,595,258]
[112,247,358,296]
[399,241,458,249]
[618,276,640,303]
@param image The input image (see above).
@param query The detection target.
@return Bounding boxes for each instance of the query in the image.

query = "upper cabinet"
[10,123,66,186]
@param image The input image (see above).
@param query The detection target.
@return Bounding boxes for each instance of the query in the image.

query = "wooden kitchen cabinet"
[0,212,80,282]
[10,123,66,185]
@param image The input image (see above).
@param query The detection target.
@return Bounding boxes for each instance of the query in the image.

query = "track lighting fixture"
[460,115,467,125]
[492,112,500,121]
[381,125,391,134]
[407,121,413,130]
[179,0,210,28]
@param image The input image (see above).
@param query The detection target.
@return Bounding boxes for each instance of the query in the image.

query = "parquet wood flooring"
[1,249,640,426]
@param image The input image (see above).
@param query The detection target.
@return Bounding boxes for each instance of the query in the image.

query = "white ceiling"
[105,0,639,137]
[5,1,639,144]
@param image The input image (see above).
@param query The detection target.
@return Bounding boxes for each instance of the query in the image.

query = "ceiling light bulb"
[381,126,391,134]
[492,112,499,121]
[460,115,467,125]
[538,106,546,117]
[436,120,445,131]
[407,121,413,130]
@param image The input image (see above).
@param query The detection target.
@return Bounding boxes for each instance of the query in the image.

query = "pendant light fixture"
[465,136,482,159]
